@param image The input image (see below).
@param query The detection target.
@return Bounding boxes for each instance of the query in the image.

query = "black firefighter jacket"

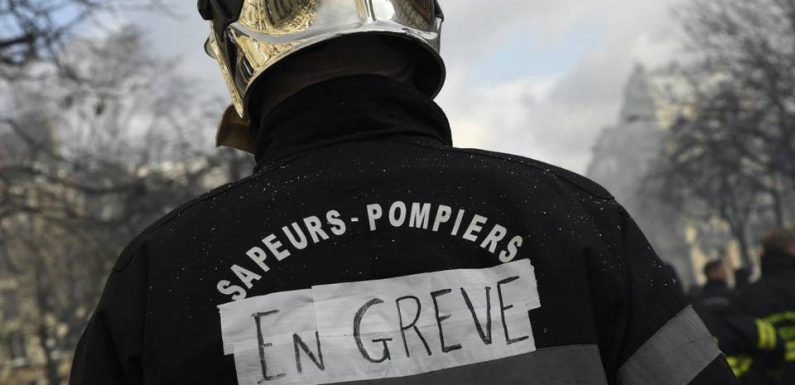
[70,76,737,385]
[735,252,795,384]
[693,281,784,384]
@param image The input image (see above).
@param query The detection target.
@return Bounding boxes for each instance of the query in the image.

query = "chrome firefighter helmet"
[199,0,446,153]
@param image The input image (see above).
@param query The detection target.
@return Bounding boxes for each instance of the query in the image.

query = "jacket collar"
[253,75,452,171]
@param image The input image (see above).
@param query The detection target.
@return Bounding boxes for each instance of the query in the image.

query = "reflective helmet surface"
[199,0,446,123]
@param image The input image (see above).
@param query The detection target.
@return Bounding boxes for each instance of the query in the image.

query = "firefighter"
[693,260,784,384]
[735,228,795,384]
[70,1,737,384]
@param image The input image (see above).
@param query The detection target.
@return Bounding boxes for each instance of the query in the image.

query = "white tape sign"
[218,259,541,385]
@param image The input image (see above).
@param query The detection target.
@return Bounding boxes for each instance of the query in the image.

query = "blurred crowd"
[691,227,795,384]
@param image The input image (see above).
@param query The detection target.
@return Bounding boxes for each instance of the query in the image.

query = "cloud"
[436,0,681,173]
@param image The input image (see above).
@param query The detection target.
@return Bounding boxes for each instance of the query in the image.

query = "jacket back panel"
[76,138,703,385]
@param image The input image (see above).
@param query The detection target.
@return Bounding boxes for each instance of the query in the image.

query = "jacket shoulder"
[419,143,615,201]
[112,172,262,272]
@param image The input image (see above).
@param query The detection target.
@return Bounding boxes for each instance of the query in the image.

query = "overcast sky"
[125,0,682,174]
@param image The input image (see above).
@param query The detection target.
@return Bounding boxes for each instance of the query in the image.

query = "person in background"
[734,267,752,291]
[735,228,795,384]
[697,260,734,305]
[693,260,783,384]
